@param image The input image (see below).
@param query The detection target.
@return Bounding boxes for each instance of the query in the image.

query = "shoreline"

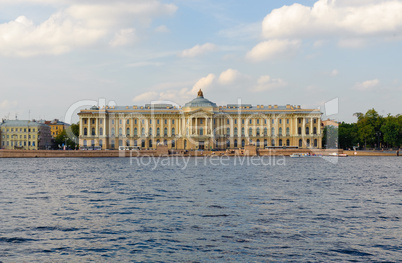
[0,149,399,158]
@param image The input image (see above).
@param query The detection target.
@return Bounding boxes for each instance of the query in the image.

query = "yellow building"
[0,120,53,150]
[78,90,322,150]
[39,119,70,138]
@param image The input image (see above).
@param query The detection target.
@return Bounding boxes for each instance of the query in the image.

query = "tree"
[338,122,359,149]
[54,129,77,149]
[381,115,401,148]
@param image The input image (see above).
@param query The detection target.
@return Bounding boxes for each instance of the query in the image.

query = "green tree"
[54,129,77,149]
[381,115,401,148]
[338,122,359,149]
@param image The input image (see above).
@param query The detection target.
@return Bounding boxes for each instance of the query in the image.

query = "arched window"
[286,139,290,146]
[119,128,122,136]
[156,139,160,145]
[134,140,137,146]
[172,140,175,148]
[157,128,160,136]
[200,127,203,135]
[314,139,318,147]
[271,127,275,136]
[164,128,168,136]
[298,127,302,135]
[241,139,245,147]
[141,140,145,148]
[256,139,260,147]
[226,140,230,148]
[91,128,95,136]
[164,139,167,145]
[256,128,260,136]
[99,139,103,147]
[313,127,317,134]
[149,139,153,148]
[134,128,138,136]
[118,140,122,147]
[111,140,115,149]
[172,128,175,136]
[234,139,238,148]
[141,128,145,136]
[241,128,245,136]
[264,127,268,136]
[279,127,282,136]
[227,128,230,135]
[149,128,152,136]
[299,139,303,147]
[100,128,103,136]
[307,139,310,147]
[264,139,267,147]
[111,128,115,136]
[83,139,87,146]
[84,128,87,136]
[126,128,130,136]
[286,127,290,136]
[306,127,309,135]
[249,127,253,137]
[271,139,275,146]
[279,139,282,146]
[126,140,130,146]
[234,128,238,136]
[184,140,187,149]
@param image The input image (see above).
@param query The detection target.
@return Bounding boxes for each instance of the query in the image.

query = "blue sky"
[0,0,401,123]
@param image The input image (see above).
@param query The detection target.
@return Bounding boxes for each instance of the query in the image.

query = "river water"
[0,156,401,262]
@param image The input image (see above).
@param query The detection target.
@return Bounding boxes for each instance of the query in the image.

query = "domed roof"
[183,89,217,108]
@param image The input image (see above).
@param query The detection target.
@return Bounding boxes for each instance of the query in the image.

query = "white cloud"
[0,100,18,109]
[191,74,215,93]
[155,25,170,33]
[354,79,380,90]
[132,91,159,102]
[254,75,286,92]
[262,0,402,39]
[330,69,339,76]
[180,43,217,58]
[218,69,239,85]
[0,0,177,57]
[109,28,136,47]
[246,39,301,62]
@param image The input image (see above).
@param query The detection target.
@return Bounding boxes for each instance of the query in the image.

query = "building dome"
[183,89,217,108]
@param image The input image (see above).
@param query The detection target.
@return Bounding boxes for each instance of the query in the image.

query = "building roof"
[183,90,217,108]
[0,120,49,128]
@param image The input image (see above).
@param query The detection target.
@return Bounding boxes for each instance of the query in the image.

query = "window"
[249,119,252,124]
[286,139,290,146]
[135,119,137,124]
[126,128,130,136]
[306,127,309,135]
[279,119,282,124]
[149,139,153,148]
[298,119,302,124]
[134,128,138,136]
[184,140,187,149]
[111,128,115,136]
[264,127,268,136]
[157,119,160,124]
[286,127,290,136]
[241,127,245,136]
[314,139,318,147]
[227,128,230,135]
[279,127,282,136]
[83,140,87,146]
[200,119,203,124]
[157,128,160,136]
[172,120,175,124]
[99,140,103,147]
[271,127,275,136]
[92,119,95,124]
[313,127,317,134]
[92,128,95,136]
[119,128,122,136]
[314,118,317,124]
[241,139,245,147]
[249,127,253,136]
[242,120,244,124]
[272,119,274,124]
[134,140,137,147]
[172,128,175,136]
[100,119,103,124]
[256,139,260,148]
[84,119,87,124]
[287,119,289,124]
[299,139,303,147]
[298,127,302,135]
[234,139,238,148]
[165,119,167,125]
[279,139,282,146]
[307,139,310,147]
[271,139,275,146]
[119,140,123,147]
[119,120,122,125]
[256,128,260,136]
[91,140,95,147]
[226,140,230,148]
[172,140,175,147]
[157,139,160,145]
[127,119,129,124]
[150,119,152,124]
[141,140,145,148]
[142,119,145,124]
[164,128,168,136]
[141,128,145,136]
[234,127,238,136]
[264,139,267,147]
[257,119,259,124]
[84,128,88,136]
[149,128,152,136]
[227,119,229,124]
[200,127,204,135]
[112,120,114,124]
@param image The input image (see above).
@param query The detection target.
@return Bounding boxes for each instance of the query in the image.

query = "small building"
[321,119,339,128]
[38,119,70,138]
[0,120,52,150]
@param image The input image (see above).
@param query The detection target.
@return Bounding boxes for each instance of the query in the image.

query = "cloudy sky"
[1,0,401,123]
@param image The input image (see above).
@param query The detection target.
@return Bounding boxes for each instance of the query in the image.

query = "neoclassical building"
[78,90,322,150]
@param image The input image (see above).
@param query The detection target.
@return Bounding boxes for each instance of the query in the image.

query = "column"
[87,118,90,137]
[80,118,83,136]
[95,117,99,137]
[210,117,213,136]
[195,117,198,135]
[103,117,106,138]
[302,118,306,136]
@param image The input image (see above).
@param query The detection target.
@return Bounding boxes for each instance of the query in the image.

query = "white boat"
[290,153,322,158]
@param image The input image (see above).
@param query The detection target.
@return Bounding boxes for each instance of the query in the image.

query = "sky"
[1,0,402,123]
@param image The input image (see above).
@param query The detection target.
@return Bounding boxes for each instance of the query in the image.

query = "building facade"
[78,90,322,150]
[38,119,70,138]
[0,120,53,150]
